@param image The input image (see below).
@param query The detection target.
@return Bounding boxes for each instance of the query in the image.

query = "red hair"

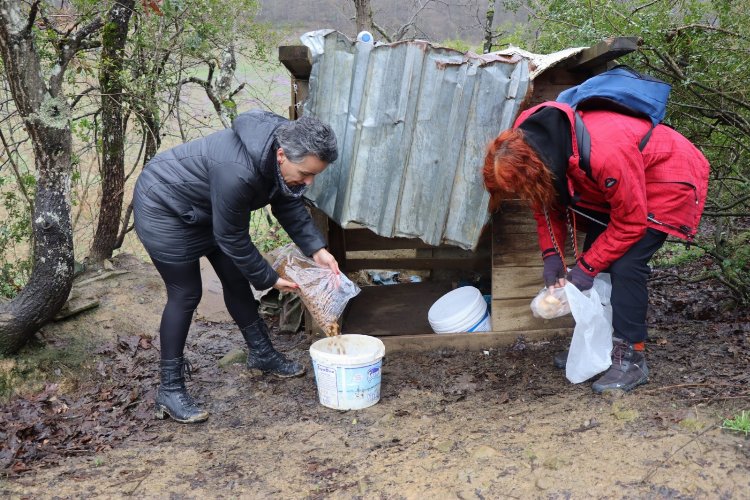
[482,128,557,212]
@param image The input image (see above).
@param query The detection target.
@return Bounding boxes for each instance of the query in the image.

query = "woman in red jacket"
[483,101,710,393]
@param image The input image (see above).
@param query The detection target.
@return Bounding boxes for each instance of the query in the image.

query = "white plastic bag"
[564,273,613,384]
[530,286,571,319]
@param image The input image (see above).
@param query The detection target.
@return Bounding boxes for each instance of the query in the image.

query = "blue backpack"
[556,65,672,177]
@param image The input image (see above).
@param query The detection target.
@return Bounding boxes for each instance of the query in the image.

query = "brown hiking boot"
[591,338,649,394]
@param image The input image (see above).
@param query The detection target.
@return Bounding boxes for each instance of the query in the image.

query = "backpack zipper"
[647,213,694,240]
[570,206,694,240]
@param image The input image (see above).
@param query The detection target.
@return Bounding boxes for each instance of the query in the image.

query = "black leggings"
[584,223,667,344]
[152,248,260,360]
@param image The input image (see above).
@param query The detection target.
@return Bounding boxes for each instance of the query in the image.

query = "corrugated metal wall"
[301,31,531,250]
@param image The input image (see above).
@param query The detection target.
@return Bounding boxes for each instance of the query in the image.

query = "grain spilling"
[273,244,361,336]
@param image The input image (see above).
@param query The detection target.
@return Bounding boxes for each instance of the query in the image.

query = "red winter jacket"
[514,101,710,275]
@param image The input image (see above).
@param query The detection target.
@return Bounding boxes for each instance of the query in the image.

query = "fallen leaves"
[0,338,159,476]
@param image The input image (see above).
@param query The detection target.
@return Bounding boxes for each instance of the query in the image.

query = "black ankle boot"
[592,338,649,394]
[240,319,305,378]
[155,357,209,423]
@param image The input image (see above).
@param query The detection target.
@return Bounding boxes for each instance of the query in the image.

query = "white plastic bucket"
[428,286,491,334]
[309,334,386,410]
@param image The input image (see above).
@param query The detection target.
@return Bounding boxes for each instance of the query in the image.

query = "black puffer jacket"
[133,110,326,290]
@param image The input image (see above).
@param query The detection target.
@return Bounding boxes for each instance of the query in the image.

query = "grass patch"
[651,241,705,268]
[0,329,101,402]
[722,410,750,436]
[249,209,292,253]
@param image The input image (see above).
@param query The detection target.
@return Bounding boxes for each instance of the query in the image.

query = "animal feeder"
[278,32,640,351]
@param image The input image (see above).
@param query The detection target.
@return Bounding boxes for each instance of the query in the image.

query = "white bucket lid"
[309,334,385,366]
[428,286,487,333]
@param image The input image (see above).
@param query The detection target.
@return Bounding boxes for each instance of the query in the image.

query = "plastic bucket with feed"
[428,286,491,334]
[309,334,386,410]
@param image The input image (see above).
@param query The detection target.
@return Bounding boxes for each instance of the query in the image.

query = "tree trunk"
[0,1,76,354]
[89,0,135,262]
[216,40,239,127]
[483,0,497,54]
[353,0,373,34]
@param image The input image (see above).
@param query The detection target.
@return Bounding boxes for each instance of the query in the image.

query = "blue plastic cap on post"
[357,31,374,44]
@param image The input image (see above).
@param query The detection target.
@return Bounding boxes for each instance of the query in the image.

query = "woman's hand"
[273,277,299,293]
[312,248,340,274]
[543,254,566,289]
[566,264,595,291]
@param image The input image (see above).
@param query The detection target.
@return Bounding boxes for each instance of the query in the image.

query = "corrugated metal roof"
[300,31,535,250]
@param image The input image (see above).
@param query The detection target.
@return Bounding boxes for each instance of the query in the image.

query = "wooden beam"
[492,266,544,299]
[346,257,489,272]
[380,328,571,353]
[290,78,309,120]
[493,204,537,235]
[492,298,575,331]
[492,232,540,267]
[563,36,640,72]
[327,218,347,271]
[278,45,312,79]
[344,227,436,251]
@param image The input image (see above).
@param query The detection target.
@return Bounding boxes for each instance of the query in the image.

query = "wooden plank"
[54,298,100,321]
[308,206,347,268]
[380,328,571,353]
[562,36,639,72]
[492,231,540,267]
[533,70,588,86]
[290,78,309,119]
[492,232,584,267]
[74,270,129,287]
[492,298,575,332]
[531,83,579,106]
[492,266,544,299]
[341,281,453,336]
[327,218,347,271]
[346,257,489,272]
[344,227,436,251]
[309,206,330,241]
[493,205,537,235]
[278,45,312,79]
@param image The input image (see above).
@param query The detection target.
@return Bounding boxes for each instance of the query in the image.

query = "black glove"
[566,263,595,291]
[542,254,566,287]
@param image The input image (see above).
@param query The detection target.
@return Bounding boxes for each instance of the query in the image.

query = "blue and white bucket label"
[312,360,382,409]
[467,309,491,332]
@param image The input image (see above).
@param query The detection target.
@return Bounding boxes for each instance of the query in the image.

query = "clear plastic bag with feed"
[273,244,361,336]
[530,286,571,319]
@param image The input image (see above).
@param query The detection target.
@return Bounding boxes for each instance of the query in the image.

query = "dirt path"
[2,255,749,498]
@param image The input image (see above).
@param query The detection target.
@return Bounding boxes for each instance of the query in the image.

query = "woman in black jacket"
[133,110,339,423]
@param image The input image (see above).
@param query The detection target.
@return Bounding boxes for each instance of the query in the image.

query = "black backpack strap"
[574,110,593,180]
[577,111,655,175]
[638,124,655,151]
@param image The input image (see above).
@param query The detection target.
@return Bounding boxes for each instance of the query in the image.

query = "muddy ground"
[1,253,749,499]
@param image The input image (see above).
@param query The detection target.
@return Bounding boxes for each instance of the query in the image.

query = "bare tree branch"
[50,16,104,94]
[0,126,33,209]
[70,86,100,109]
[372,21,392,43]
[670,23,749,41]
[631,0,662,16]
[21,0,41,37]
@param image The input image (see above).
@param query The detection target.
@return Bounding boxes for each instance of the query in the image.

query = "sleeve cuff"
[577,256,598,276]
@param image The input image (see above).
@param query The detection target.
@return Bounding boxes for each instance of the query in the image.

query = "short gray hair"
[275,115,338,164]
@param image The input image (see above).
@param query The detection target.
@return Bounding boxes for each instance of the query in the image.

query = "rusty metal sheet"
[301,30,533,250]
